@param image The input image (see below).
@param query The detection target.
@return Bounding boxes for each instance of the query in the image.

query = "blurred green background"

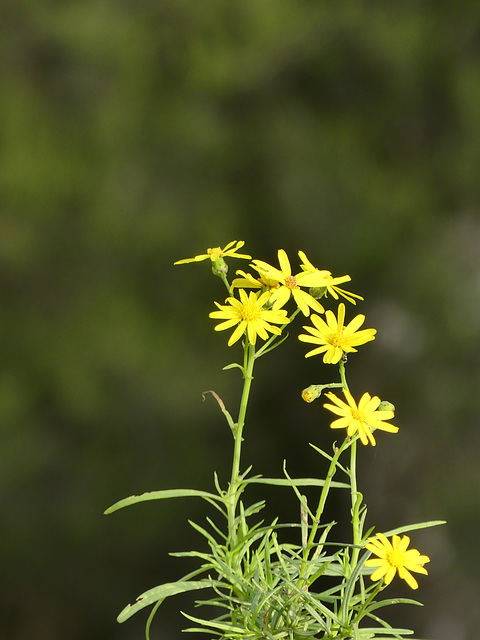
[1,1,480,638]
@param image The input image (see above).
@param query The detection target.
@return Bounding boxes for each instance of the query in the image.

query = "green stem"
[339,357,362,575]
[227,339,256,544]
[352,581,383,626]
[220,273,231,294]
[339,358,349,392]
[349,439,361,573]
[297,436,350,587]
[297,358,352,587]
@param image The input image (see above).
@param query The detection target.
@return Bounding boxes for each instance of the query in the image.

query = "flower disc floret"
[365,533,430,590]
[209,289,289,346]
[323,389,398,446]
[174,240,251,265]
[298,303,376,363]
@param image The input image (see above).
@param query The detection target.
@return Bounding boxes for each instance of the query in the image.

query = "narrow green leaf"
[117,579,218,623]
[205,516,227,541]
[254,330,290,358]
[182,610,246,634]
[222,362,244,372]
[383,520,446,537]
[188,519,221,547]
[242,476,349,489]
[366,598,423,611]
[202,389,236,433]
[359,628,414,635]
[308,443,349,475]
[104,488,226,514]
[283,462,317,522]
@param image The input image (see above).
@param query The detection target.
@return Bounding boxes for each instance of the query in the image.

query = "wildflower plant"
[106,242,444,640]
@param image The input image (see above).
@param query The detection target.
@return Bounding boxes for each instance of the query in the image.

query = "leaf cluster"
[106,473,442,640]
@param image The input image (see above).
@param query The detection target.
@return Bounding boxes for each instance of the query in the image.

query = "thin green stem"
[254,306,301,359]
[339,358,349,392]
[297,436,351,587]
[339,357,362,575]
[297,358,353,587]
[351,581,383,626]
[227,339,256,545]
[220,273,231,294]
[349,439,362,574]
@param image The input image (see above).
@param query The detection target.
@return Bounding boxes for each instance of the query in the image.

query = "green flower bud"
[212,257,228,277]
[309,286,327,300]
[378,400,395,413]
[301,384,323,403]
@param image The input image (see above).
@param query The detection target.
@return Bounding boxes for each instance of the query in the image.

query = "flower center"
[351,409,365,422]
[208,247,223,261]
[330,333,346,348]
[386,549,405,568]
[240,301,262,322]
[284,275,298,290]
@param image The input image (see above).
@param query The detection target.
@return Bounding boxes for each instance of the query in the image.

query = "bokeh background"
[2,1,480,639]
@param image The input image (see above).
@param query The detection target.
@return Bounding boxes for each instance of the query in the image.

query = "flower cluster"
[175,244,362,349]
[174,241,434,593]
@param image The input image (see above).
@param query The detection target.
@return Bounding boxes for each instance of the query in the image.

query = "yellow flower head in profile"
[298,251,363,305]
[174,241,251,265]
[230,270,281,295]
[209,289,289,346]
[249,249,330,316]
[365,533,430,590]
[298,303,376,363]
[323,389,398,446]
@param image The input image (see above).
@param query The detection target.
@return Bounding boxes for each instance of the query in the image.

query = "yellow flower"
[230,270,281,295]
[209,289,289,346]
[323,389,398,446]
[250,249,327,316]
[298,303,376,363]
[298,251,363,305]
[365,533,430,590]
[174,241,251,265]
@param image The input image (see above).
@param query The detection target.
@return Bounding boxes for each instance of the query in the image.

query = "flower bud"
[211,257,228,277]
[309,286,327,300]
[301,385,323,403]
[378,400,395,413]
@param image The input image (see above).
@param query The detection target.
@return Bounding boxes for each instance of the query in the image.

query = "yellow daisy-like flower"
[323,389,398,446]
[298,303,376,363]
[250,249,329,316]
[298,251,363,305]
[174,240,251,265]
[365,533,430,590]
[209,289,289,346]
